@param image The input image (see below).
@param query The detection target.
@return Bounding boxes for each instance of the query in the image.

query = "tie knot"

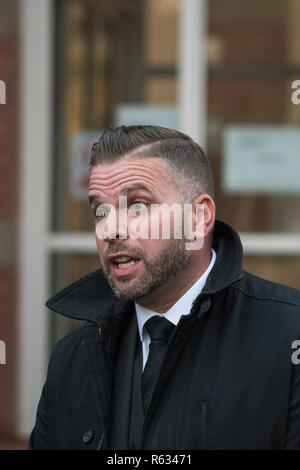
[144,316,175,342]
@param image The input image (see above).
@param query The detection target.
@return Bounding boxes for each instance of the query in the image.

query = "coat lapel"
[109,312,139,448]
[82,335,113,442]
[82,301,135,445]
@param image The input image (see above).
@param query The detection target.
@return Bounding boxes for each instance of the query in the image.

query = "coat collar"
[46,219,244,328]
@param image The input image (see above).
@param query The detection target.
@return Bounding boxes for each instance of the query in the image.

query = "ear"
[192,194,215,240]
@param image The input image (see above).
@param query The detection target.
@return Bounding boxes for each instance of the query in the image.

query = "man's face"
[88,156,192,302]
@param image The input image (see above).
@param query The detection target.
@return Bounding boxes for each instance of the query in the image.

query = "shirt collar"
[135,248,217,342]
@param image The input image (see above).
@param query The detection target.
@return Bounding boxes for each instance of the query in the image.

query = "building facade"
[0,0,300,447]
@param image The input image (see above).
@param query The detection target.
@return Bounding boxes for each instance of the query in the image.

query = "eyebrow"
[88,184,154,206]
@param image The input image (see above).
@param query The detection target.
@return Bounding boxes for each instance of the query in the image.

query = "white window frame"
[18,0,53,438]
[17,0,300,437]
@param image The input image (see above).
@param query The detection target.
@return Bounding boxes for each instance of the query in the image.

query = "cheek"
[139,237,170,258]
[95,237,105,259]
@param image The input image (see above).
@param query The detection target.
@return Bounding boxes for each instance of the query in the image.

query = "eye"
[95,206,110,220]
[128,201,148,215]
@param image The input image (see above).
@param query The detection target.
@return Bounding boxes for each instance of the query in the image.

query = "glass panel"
[53,0,179,232]
[208,0,300,232]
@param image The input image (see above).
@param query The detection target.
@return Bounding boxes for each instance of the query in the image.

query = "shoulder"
[211,272,300,351]
[231,271,300,307]
[227,271,300,330]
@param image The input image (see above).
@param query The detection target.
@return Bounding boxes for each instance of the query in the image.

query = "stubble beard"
[102,238,192,302]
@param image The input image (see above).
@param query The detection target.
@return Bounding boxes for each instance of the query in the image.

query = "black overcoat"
[29,220,300,450]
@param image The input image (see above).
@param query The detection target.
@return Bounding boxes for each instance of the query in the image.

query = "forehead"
[88,156,174,199]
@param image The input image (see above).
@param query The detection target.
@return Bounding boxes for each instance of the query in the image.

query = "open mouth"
[110,255,141,276]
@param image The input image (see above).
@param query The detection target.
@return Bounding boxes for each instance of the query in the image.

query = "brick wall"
[0,0,19,439]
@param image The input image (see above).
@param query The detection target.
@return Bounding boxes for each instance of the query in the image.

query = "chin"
[112,284,148,302]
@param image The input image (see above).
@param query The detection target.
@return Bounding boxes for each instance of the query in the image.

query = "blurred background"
[0,0,300,449]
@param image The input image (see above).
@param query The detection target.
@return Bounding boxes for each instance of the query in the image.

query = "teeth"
[117,260,137,269]
[114,256,131,262]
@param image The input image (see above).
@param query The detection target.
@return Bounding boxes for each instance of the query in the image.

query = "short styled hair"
[90,125,214,202]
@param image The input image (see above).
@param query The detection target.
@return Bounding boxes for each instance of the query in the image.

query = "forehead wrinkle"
[89,158,166,179]
[88,169,162,191]
[89,169,158,183]
[89,173,158,188]
[88,158,171,198]
[89,173,158,191]
[88,177,160,198]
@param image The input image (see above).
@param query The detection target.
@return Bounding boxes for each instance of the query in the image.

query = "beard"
[101,237,192,302]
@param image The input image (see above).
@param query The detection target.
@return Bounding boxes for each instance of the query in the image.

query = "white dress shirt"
[135,248,217,370]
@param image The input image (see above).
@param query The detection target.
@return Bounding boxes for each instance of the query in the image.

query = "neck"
[136,248,212,314]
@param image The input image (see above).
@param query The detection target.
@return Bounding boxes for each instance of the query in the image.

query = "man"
[30,125,300,450]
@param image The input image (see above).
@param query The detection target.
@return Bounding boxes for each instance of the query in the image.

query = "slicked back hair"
[90,125,214,202]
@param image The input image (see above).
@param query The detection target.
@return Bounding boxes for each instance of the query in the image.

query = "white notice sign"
[223,126,300,194]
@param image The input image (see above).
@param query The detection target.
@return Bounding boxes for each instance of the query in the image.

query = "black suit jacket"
[29,220,300,449]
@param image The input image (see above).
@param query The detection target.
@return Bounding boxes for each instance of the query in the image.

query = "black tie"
[141,316,175,413]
